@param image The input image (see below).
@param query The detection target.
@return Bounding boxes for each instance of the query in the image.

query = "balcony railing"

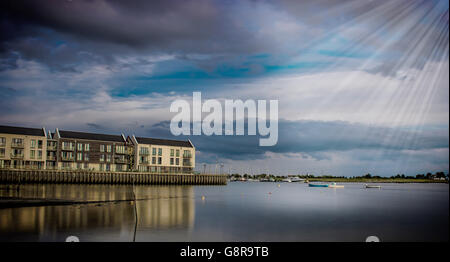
[115,151,127,155]
[61,146,74,151]
[47,145,57,151]
[11,153,24,159]
[183,161,192,167]
[140,151,150,155]
[11,142,24,148]
[115,158,127,164]
[61,155,74,161]
[47,155,56,161]
[183,154,192,158]
[0,142,6,147]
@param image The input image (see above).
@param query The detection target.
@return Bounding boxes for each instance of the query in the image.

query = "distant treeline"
[227,171,449,180]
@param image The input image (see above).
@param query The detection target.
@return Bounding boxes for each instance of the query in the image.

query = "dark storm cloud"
[0,0,265,53]
[140,119,449,162]
[1,0,448,74]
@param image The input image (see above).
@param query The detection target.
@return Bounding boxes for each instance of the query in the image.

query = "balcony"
[0,142,6,147]
[183,161,192,167]
[47,155,56,161]
[183,153,192,158]
[61,155,74,161]
[11,142,24,148]
[61,146,74,151]
[10,152,24,159]
[140,151,150,156]
[115,151,127,155]
[115,157,127,164]
[47,145,57,151]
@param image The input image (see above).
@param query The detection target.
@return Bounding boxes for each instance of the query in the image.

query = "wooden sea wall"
[0,169,227,185]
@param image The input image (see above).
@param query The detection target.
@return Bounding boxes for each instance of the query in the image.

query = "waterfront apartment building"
[128,135,195,173]
[53,129,129,172]
[0,125,48,169]
[0,125,196,173]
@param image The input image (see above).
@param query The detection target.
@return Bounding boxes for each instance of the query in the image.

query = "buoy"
[201,195,206,200]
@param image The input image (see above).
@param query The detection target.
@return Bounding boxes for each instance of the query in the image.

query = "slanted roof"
[0,125,45,136]
[58,130,126,142]
[135,136,193,147]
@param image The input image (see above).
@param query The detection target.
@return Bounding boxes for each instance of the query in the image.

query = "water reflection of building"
[136,186,195,229]
[0,185,195,240]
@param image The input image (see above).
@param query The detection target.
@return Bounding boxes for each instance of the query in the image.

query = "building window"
[62,141,73,150]
[38,140,43,149]
[77,152,83,161]
[170,149,174,157]
[152,148,156,155]
[61,151,73,160]
[77,143,83,151]
[176,149,180,157]
[183,150,191,157]
[100,154,105,162]
[158,148,162,156]
[106,155,111,162]
[170,158,174,165]
[106,164,110,171]
[84,163,89,169]
[31,139,36,148]
[12,138,23,146]
[158,157,162,165]
[140,147,149,155]
[106,145,111,153]
[176,158,179,165]
[100,164,104,171]
[152,157,156,164]
[30,150,35,159]
[100,145,105,152]
[115,145,125,154]
[85,144,90,152]
[84,154,89,161]
[0,137,6,146]
[37,150,42,159]
[0,148,5,157]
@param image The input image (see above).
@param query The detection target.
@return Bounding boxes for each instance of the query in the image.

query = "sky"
[0,0,448,176]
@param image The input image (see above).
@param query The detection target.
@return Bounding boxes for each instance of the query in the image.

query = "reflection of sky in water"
[0,183,448,241]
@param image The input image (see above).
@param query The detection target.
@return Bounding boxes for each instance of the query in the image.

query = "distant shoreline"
[304,178,448,183]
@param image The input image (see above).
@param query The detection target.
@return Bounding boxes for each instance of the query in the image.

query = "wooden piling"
[0,169,227,185]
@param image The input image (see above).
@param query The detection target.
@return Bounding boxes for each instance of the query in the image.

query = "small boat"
[328,183,344,188]
[290,177,305,182]
[365,184,381,189]
[282,178,292,183]
[309,183,328,187]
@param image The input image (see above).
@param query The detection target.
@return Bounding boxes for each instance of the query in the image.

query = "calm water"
[0,182,448,242]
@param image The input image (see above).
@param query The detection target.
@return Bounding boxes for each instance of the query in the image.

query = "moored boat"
[282,178,292,183]
[328,182,344,188]
[308,183,328,187]
[365,184,381,189]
